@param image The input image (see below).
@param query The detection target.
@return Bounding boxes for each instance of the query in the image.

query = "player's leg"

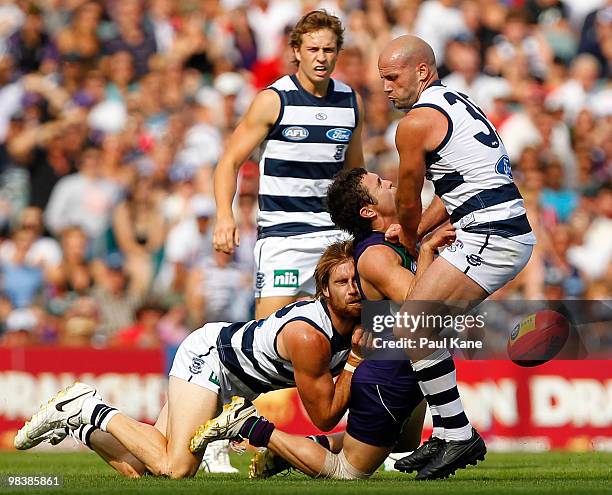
[248,432,343,479]
[79,402,168,477]
[393,399,426,453]
[267,430,388,478]
[397,235,531,478]
[93,376,217,478]
[89,324,224,478]
[255,296,298,319]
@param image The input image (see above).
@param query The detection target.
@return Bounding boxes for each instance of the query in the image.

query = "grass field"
[0,451,610,494]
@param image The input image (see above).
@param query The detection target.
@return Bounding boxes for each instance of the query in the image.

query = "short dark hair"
[327,168,376,241]
[314,240,354,299]
[289,10,344,54]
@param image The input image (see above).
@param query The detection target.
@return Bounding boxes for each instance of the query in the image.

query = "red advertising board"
[0,347,610,451]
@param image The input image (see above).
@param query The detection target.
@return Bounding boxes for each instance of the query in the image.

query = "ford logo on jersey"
[326,128,352,142]
[495,154,513,178]
[283,126,309,141]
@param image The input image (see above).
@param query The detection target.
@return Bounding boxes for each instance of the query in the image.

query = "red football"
[507,310,570,367]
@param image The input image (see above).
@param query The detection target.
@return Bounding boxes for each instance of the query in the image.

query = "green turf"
[0,451,610,494]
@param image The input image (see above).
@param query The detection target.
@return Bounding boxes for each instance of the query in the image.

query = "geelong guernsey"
[216,299,351,394]
[412,81,536,244]
[257,74,359,239]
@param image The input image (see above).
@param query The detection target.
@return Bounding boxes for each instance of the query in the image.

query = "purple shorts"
[346,361,424,447]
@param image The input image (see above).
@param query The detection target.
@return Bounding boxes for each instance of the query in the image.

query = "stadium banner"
[0,347,610,451]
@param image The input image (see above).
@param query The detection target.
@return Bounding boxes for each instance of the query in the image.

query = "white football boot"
[14,382,97,450]
[201,440,240,474]
[190,396,257,454]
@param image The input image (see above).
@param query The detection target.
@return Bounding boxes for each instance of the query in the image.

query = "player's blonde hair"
[314,240,354,299]
[289,10,344,58]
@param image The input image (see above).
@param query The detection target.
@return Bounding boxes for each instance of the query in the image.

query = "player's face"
[378,56,419,109]
[361,172,397,217]
[295,29,339,84]
[325,260,361,318]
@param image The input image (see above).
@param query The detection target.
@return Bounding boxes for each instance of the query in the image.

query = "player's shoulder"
[281,317,331,353]
[359,244,400,269]
[245,86,282,124]
[267,74,298,92]
[358,244,403,276]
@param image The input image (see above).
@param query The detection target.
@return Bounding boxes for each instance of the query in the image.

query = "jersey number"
[443,92,499,148]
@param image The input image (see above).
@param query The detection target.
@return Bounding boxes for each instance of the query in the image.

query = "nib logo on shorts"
[208,371,220,386]
[273,269,299,288]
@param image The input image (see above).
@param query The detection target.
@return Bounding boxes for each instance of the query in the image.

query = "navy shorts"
[346,361,424,447]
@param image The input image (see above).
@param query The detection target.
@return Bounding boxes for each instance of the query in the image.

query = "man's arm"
[343,92,365,169]
[359,222,455,301]
[406,222,455,298]
[394,113,428,255]
[282,322,362,431]
[213,89,280,254]
[417,195,449,240]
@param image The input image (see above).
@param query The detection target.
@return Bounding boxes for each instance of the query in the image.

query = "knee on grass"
[148,459,199,479]
[316,451,372,480]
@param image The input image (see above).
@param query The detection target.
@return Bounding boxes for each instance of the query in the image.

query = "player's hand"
[422,221,456,251]
[386,224,417,256]
[213,216,240,254]
[384,224,402,244]
[351,325,373,359]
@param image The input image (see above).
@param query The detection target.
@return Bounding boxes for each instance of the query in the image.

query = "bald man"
[378,36,535,479]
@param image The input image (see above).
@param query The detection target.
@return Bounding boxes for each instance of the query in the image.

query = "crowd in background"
[0,0,610,349]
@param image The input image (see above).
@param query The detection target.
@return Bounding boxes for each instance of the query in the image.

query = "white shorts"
[254,231,348,298]
[169,323,259,404]
[440,231,534,294]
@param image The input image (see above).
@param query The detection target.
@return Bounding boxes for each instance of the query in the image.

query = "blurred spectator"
[1,307,37,346]
[155,194,214,294]
[47,227,94,314]
[442,42,511,114]
[414,0,469,65]
[567,183,612,281]
[56,2,102,61]
[186,250,252,324]
[7,4,58,76]
[111,174,165,296]
[44,145,121,249]
[59,296,99,347]
[0,226,43,308]
[540,160,579,222]
[104,0,157,77]
[247,0,301,62]
[113,300,165,348]
[91,252,143,343]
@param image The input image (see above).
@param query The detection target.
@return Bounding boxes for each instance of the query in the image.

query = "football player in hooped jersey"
[213,10,365,320]
[378,35,535,478]
[14,244,368,480]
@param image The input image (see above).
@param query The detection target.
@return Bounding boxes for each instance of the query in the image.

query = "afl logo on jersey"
[283,126,309,141]
[326,128,352,143]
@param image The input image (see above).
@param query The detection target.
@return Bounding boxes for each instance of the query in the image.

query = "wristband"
[344,362,356,373]
[349,351,364,364]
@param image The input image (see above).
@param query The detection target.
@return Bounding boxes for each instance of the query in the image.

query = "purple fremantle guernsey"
[352,232,418,385]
